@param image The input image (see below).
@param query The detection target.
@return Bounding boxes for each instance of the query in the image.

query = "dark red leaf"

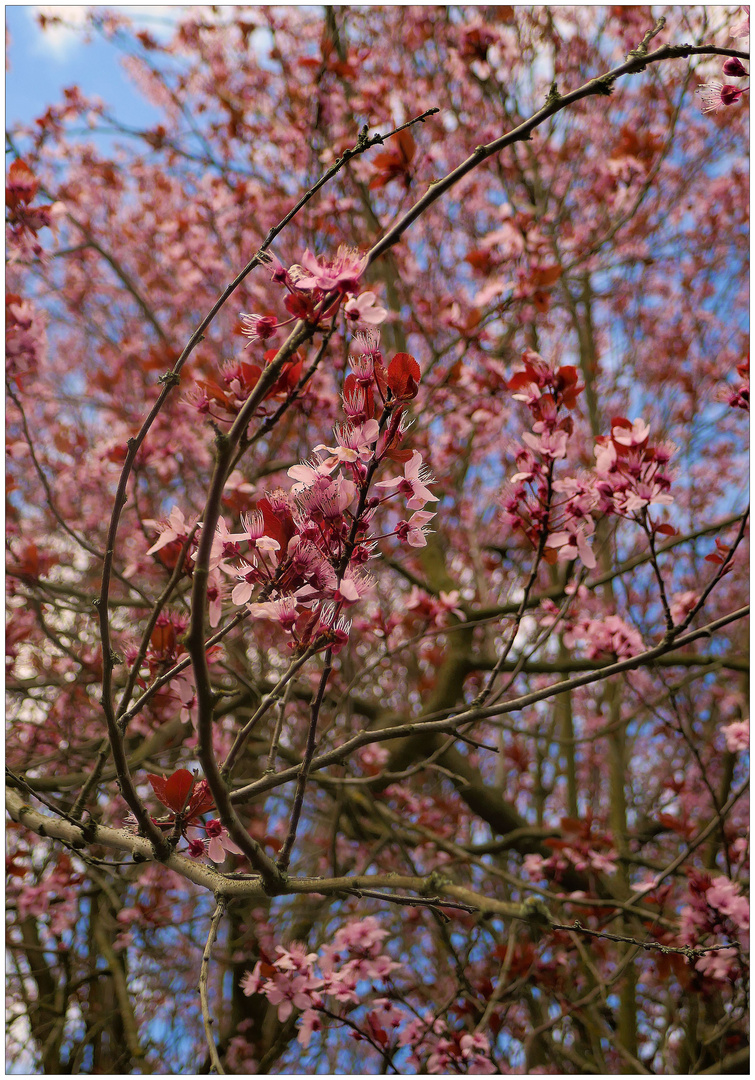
[148,769,196,813]
[386,352,421,400]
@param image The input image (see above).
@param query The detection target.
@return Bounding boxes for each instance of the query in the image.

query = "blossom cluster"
[147,330,436,654]
[241,917,496,1071]
[698,13,749,114]
[241,918,401,1046]
[679,870,749,983]
[502,350,677,570]
[239,246,387,347]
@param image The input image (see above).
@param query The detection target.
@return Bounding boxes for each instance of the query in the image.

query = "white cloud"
[32,6,89,59]
[31,5,181,59]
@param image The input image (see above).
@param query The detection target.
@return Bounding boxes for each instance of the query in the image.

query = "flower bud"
[723,57,748,77]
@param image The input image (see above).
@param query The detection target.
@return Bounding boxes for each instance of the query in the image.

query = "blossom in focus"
[239,312,279,343]
[344,291,388,325]
[396,509,436,547]
[723,57,749,77]
[374,450,438,509]
[145,506,195,555]
[290,245,367,294]
[203,819,244,863]
[698,80,748,113]
[545,523,597,569]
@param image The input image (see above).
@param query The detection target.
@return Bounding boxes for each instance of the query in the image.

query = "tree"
[6,6,749,1074]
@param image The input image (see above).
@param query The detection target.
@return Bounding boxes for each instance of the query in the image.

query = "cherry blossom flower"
[722,720,749,752]
[698,80,749,113]
[695,947,739,981]
[611,417,649,447]
[145,505,196,555]
[203,819,245,863]
[297,1009,323,1048]
[289,245,367,294]
[730,11,750,39]
[297,474,358,520]
[239,312,279,343]
[395,509,436,548]
[257,248,291,285]
[240,963,264,997]
[288,453,339,489]
[201,515,249,571]
[313,420,380,466]
[706,877,750,930]
[246,596,299,630]
[344,290,388,325]
[545,523,597,569]
[521,428,568,459]
[374,450,438,509]
[335,567,374,605]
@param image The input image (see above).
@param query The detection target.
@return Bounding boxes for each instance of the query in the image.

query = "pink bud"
[723,58,748,77]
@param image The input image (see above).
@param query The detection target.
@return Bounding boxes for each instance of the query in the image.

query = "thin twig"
[199,898,227,1076]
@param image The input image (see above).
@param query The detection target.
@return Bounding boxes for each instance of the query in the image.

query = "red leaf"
[6,160,39,210]
[257,497,296,555]
[184,778,215,819]
[386,352,421,400]
[148,769,196,813]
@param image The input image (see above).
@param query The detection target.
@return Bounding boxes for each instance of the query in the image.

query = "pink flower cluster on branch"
[240,917,496,1070]
[679,870,749,983]
[502,350,678,570]
[698,13,750,113]
[239,245,386,346]
[145,333,435,653]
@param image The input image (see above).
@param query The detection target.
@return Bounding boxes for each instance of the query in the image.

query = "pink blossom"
[239,312,279,343]
[206,567,227,628]
[246,596,299,630]
[698,81,748,113]
[274,943,319,973]
[204,819,244,863]
[695,947,739,981]
[258,248,291,285]
[344,290,388,325]
[375,450,438,509]
[297,1008,323,1048]
[396,509,436,548]
[706,877,750,930]
[313,419,380,466]
[290,245,367,294]
[288,454,338,487]
[611,417,649,447]
[263,971,322,1022]
[545,523,597,569]
[145,505,195,555]
[722,720,749,752]
[202,515,249,571]
[240,963,263,997]
[335,567,374,605]
[297,474,358,520]
[521,428,568,459]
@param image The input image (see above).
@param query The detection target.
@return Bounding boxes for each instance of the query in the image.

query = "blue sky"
[6,6,171,130]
